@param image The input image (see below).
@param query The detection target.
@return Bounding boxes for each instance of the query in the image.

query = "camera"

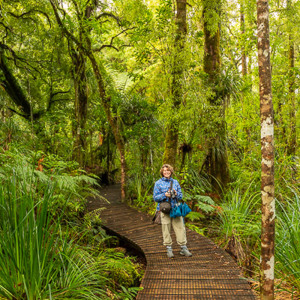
[170,189,176,198]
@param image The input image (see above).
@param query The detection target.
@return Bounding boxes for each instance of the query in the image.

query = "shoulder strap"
[170,179,173,190]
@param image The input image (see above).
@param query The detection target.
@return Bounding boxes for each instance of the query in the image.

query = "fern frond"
[185,211,204,221]
[194,195,215,205]
[195,202,215,213]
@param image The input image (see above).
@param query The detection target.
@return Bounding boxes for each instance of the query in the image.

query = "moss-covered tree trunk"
[257,0,275,299]
[87,52,127,201]
[71,49,88,167]
[203,0,229,190]
[0,50,31,119]
[50,0,127,201]
[163,0,187,167]
[287,0,297,158]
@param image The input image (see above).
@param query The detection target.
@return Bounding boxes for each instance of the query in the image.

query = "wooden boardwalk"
[89,185,257,300]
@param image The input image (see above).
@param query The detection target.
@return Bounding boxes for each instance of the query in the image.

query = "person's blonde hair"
[160,164,174,177]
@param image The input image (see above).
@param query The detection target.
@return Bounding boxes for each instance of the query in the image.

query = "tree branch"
[8,9,52,27]
[48,85,71,110]
[95,12,121,26]
[0,22,12,41]
[0,44,42,78]
[0,50,33,119]
[49,0,85,52]
[51,90,70,98]
[93,27,135,52]
[70,0,82,22]
[94,44,119,52]
[7,106,28,118]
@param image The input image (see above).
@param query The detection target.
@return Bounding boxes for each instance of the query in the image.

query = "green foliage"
[98,249,144,289]
[180,168,212,194]
[0,152,144,299]
[276,187,300,290]
[184,192,216,213]
[0,148,101,222]
[73,212,119,249]
[0,174,107,300]
[202,0,222,36]
[185,211,204,222]
[185,223,206,236]
[127,173,156,214]
[0,0,299,294]
[216,183,260,241]
[114,286,143,300]
[195,195,216,212]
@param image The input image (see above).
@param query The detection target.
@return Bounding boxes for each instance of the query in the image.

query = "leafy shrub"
[127,173,156,213]
[217,184,260,241]
[186,223,206,235]
[188,193,216,211]
[185,211,204,222]
[0,148,101,222]
[180,168,212,194]
[98,249,144,289]
[0,174,108,300]
[276,187,300,291]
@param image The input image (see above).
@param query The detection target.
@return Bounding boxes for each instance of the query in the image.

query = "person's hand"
[165,191,171,197]
[173,189,177,196]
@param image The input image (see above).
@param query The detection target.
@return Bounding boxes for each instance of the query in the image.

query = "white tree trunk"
[257,0,275,299]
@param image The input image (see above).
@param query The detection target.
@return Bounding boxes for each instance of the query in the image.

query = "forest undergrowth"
[0,147,144,300]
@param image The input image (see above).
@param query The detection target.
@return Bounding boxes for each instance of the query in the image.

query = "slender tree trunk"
[203,0,229,190]
[287,36,296,156]
[163,0,187,167]
[257,0,275,299]
[107,129,110,177]
[87,51,127,201]
[240,2,247,76]
[287,0,297,158]
[71,49,88,167]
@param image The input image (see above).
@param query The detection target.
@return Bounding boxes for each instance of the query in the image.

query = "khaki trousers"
[161,212,187,246]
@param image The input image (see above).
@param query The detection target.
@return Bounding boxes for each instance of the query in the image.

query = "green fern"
[98,249,144,288]
[186,223,206,235]
[185,211,204,222]
[194,195,216,213]
[115,286,143,300]
[185,192,216,214]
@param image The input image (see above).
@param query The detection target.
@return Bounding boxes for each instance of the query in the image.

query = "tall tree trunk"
[287,0,297,158]
[203,0,229,191]
[240,2,247,76]
[163,0,187,167]
[71,49,88,167]
[239,1,251,143]
[257,0,275,299]
[87,51,127,201]
[50,0,127,200]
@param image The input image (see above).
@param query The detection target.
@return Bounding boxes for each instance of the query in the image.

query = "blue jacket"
[153,177,182,211]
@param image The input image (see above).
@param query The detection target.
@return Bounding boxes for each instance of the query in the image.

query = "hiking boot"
[180,246,192,257]
[166,247,174,258]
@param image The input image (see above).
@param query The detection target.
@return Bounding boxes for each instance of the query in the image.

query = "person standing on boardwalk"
[153,164,192,258]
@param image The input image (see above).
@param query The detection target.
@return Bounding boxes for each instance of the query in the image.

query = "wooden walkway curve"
[89,185,257,300]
